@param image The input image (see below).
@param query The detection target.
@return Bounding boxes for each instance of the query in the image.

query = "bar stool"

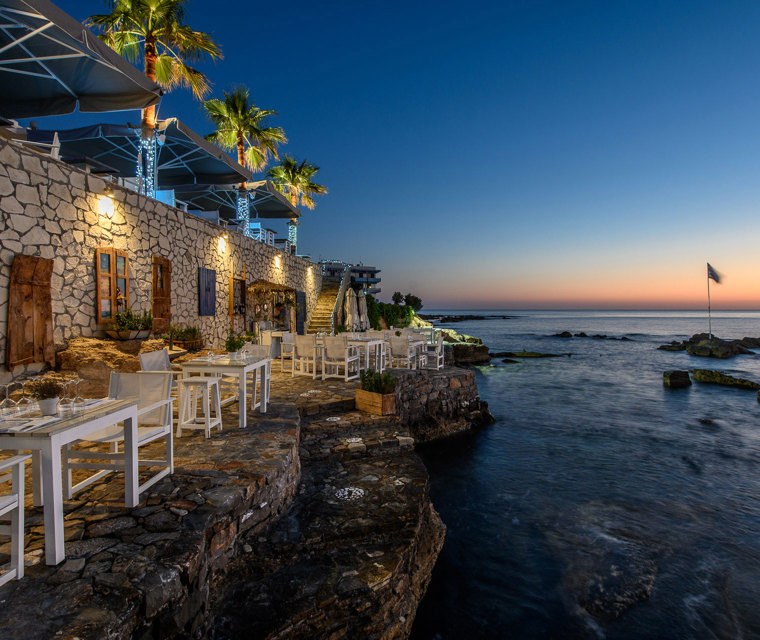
[177,376,223,438]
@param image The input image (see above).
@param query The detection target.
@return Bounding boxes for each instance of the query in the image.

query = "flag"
[707,263,721,284]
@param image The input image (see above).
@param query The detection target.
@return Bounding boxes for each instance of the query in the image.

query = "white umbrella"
[358,292,370,331]
[343,288,359,332]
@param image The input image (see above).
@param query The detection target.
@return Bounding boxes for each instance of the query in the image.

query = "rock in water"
[691,369,760,390]
[663,370,691,389]
[553,331,573,338]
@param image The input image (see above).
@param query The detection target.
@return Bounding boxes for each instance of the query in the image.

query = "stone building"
[0,137,323,380]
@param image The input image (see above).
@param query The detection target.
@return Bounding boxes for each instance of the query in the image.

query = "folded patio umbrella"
[358,292,369,331]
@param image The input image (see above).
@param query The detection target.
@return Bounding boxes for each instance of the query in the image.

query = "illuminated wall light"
[274,255,281,269]
[218,233,228,253]
[98,185,115,218]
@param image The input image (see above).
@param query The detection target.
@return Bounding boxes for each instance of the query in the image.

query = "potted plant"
[167,325,203,350]
[106,309,153,340]
[225,333,246,358]
[355,369,397,415]
[30,379,63,416]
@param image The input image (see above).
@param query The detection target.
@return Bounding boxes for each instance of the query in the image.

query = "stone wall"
[394,367,494,442]
[0,138,322,376]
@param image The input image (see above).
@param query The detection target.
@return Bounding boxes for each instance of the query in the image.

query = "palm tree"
[267,155,328,213]
[88,0,222,131]
[203,86,287,176]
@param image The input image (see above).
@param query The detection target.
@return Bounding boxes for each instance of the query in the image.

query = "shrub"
[29,379,63,400]
[225,333,246,353]
[360,369,397,395]
[113,309,152,331]
[167,324,201,341]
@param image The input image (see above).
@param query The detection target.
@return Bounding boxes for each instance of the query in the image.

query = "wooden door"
[152,256,171,333]
[7,254,55,370]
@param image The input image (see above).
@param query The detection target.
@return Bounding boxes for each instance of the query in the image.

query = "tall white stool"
[177,376,223,438]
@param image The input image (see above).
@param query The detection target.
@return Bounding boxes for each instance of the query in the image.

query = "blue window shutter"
[198,268,216,316]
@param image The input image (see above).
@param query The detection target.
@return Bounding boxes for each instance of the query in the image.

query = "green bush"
[166,324,201,341]
[360,369,397,394]
[225,333,246,353]
[113,309,152,331]
[29,378,63,399]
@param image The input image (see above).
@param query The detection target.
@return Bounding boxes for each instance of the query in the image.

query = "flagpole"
[707,268,712,339]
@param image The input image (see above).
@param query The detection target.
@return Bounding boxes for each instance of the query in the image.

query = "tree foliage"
[404,293,423,311]
[391,291,404,305]
[267,156,327,212]
[203,86,286,173]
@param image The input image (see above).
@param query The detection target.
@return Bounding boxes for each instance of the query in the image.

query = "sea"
[409,310,760,640]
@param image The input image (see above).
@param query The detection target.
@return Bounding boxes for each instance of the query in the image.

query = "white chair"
[63,372,174,500]
[176,375,222,438]
[0,454,30,586]
[280,332,294,373]
[389,337,418,369]
[292,335,321,379]
[139,348,182,388]
[322,336,360,382]
[425,334,445,370]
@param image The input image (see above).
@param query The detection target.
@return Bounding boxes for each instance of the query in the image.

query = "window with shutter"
[95,248,129,322]
[152,256,172,332]
[198,267,216,316]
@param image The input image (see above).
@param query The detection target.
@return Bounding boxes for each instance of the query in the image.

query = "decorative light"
[218,233,228,253]
[335,487,365,502]
[274,255,281,269]
[135,131,157,198]
[236,190,251,237]
[98,185,114,218]
[288,220,298,251]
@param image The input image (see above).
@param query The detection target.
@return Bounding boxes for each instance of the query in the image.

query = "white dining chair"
[292,335,321,379]
[62,372,174,501]
[0,454,30,586]
[322,336,360,381]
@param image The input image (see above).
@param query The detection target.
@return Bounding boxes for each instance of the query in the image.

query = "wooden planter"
[355,389,396,416]
[173,338,203,351]
[105,329,151,340]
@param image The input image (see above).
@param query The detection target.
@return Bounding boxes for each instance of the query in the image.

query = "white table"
[180,355,270,429]
[0,399,138,565]
[347,337,386,372]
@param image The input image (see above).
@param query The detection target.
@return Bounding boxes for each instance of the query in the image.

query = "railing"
[330,263,353,335]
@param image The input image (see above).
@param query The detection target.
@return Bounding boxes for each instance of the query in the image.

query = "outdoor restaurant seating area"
[0,324,445,580]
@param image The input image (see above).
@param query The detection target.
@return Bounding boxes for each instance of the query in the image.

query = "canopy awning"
[0,0,162,118]
[174,180,300,219]
[27,118,252,186]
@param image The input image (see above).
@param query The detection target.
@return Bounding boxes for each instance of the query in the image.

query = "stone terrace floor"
[0,367,367,638]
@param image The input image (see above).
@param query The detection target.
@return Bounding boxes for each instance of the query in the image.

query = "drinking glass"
[16,379,33,415]
[0,384,18,418]
[72,377,86,409]
[59,380,74,413]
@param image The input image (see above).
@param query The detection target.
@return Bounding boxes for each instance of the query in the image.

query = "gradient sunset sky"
[38,0,760,309]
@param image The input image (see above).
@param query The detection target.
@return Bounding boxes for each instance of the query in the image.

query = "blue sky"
[34,0,760,308]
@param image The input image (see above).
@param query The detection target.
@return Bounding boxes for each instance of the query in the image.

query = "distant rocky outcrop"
[658,333,754,359]
[550,331,632,341]
[691,369,760,390]
[500,351,566,358]
[663,370,692,389]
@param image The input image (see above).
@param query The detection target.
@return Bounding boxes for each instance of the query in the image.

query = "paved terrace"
[0,370,426,639]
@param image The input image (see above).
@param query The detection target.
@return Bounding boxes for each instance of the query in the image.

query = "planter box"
[355,389,396,416]
[105,329,151,340]
[173,339,203,350]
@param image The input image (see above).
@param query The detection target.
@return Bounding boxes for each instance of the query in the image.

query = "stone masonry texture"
[0,138,322,376]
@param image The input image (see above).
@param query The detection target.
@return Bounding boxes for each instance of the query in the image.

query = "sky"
[31,0,760,309]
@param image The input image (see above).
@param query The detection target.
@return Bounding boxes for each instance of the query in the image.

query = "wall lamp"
[219,232,228,253]
[98,185,115,219]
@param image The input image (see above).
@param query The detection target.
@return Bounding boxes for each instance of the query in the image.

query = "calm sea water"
[410,310,760,640]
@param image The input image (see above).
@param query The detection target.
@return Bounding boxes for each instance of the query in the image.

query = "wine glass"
[58,380,74,413]
[0,383,18,418]
[16,379,33,415]
[72,377,86,409]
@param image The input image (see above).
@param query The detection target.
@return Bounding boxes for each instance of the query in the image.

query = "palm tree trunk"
[142,39,158,131]
[237,132,246,190]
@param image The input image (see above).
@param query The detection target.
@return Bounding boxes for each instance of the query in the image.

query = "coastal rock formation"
[211,411,446,639]
[501,350,565,358]
[691,369,760,390]
[553,331,573,338]
[663,370,691,389]
[393,368,494,442]
[447,342,491,366]
[658,334,753,359]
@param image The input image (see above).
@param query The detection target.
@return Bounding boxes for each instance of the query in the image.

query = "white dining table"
[180,355,270,429]
[0,398,138,565]
[346,337,386,372]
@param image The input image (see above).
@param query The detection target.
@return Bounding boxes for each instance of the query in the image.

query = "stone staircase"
[306,280,342,334]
